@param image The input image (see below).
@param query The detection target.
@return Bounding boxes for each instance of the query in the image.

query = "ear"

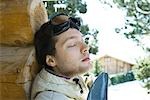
[46,55,56,67]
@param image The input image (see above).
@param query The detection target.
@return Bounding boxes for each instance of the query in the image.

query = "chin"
[84,62,92,69]
[79,62,92,72]
[81,65,92,73]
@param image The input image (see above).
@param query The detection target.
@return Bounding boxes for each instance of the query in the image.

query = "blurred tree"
[98,1,150,91]
[93,60,103,76]
[112,0,150,93]
[133,56,150,92]
[113,0,150,52]
[43,0,99,54]
[99,0,150,52]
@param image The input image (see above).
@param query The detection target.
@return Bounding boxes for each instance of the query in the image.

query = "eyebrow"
[62,36,79,45]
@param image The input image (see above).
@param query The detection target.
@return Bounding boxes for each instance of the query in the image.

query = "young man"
[31,13,92,100]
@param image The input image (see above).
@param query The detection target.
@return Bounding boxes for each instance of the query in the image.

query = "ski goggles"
[48,13,81,36]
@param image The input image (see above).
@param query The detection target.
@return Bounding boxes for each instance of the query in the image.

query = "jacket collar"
[38,68,88,99]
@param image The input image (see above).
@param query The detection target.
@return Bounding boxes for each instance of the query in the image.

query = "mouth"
[82,56,91,62]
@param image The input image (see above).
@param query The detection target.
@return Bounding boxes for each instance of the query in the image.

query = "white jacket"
[31,68,89,100]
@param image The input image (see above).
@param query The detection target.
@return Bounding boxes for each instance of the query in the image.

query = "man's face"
[52,28,92,78]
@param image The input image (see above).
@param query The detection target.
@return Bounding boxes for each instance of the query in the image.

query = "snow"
[108,80,150,100]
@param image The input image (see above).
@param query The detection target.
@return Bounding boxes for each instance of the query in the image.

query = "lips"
[82,56,90,62]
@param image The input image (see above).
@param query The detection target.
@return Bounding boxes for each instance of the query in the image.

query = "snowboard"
[87,72,108,100]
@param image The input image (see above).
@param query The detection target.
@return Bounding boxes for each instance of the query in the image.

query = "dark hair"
[34,13,80,69]
[34,21,57,68]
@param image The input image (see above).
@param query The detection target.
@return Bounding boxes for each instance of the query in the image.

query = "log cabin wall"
[99,55,134,74]
[0,0,48,99]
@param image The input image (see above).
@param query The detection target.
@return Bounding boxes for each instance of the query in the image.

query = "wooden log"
[0,0,48,99]
[0,0,48,46]
[0,82,29,100]
[0,46,41,100]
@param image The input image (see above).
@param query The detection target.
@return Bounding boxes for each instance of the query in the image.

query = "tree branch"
[134,1,150,14]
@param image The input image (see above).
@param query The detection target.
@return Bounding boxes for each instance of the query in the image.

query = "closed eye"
[68,44,77,48]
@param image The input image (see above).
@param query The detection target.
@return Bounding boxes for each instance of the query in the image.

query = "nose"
[81,42,89,54]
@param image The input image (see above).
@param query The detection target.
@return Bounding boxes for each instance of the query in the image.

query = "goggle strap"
[50,13,67,20]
